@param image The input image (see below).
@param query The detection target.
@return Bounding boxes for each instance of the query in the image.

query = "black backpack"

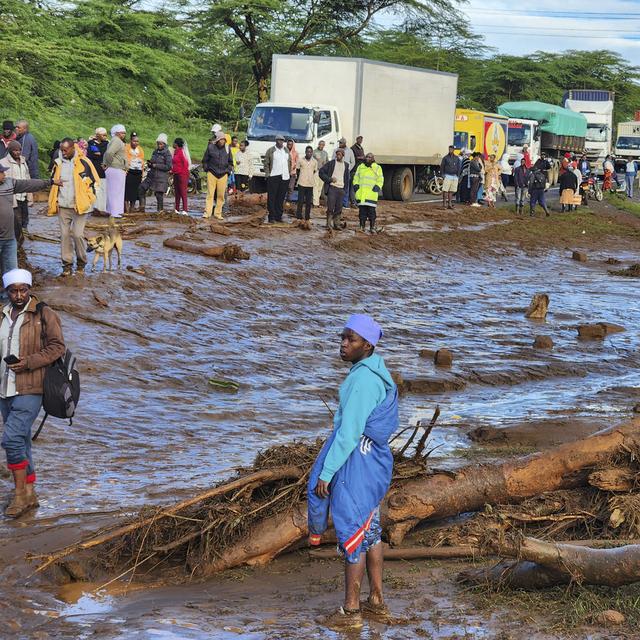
[32,302,80,441]
[532,170,546,190]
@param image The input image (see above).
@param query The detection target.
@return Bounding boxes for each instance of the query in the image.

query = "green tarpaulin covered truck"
[497,101,588,184]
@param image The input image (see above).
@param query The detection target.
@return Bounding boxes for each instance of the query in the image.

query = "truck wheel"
[391,167,414,201]
[382,168,394,200]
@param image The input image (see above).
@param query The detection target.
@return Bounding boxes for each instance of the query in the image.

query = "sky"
[461,0,640,64]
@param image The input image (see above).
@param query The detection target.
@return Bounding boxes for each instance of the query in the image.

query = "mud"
[2,194,640,638]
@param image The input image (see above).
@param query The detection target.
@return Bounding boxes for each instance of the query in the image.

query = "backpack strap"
[36,301,47,347]
[32,412,48,441]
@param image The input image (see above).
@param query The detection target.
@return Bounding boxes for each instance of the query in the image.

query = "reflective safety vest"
[354,162,384,206]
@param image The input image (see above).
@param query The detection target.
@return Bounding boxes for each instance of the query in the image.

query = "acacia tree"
[191,0,460,102]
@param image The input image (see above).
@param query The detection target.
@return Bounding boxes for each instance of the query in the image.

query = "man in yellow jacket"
[353,153,384,233]
[48,138,100,276]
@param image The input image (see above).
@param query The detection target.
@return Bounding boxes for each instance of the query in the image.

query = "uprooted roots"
[97,441,322,578]
[59,437,431,582]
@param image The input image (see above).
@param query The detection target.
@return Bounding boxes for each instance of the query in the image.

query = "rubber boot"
[138,197,146,213]
[5,468,31,518]
[326,213,332,230]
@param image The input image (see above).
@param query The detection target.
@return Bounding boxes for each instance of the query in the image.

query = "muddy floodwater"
[2,199,640,639]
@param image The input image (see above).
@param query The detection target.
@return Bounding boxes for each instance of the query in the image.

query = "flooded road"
[1,199,639,638]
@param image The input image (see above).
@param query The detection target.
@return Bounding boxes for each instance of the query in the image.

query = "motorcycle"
[166,164,204,197]
[580,175,604,204]
[416,168,444,195]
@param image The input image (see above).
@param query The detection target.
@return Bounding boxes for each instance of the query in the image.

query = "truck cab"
[614,121,640,161]
[247,102,340,180]
[505,118,540,165]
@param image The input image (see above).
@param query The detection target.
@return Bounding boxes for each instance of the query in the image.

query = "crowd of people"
[440,142,640,217]
[3,115,640,279]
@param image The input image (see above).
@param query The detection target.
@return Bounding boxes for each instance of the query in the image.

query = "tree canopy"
[2,0,640,155]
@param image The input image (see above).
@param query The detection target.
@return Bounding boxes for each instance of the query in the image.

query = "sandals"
[317,606,363,630]
[361,598,392,623]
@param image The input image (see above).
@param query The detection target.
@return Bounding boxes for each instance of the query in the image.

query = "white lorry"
[246,55,458,200]
[614,121,640,160]
[563,90,615,171]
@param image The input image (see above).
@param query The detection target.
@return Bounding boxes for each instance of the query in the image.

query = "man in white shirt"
[263,135,290,223]
[5,141,31,243]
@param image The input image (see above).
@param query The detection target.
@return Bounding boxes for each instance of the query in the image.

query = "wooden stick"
[308,539,640,561]
[34,465,303,573]
[51,305,150,340]
[309,544,479,560]
[414,405,441,458]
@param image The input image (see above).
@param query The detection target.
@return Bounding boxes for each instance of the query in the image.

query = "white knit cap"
[211,123,222,133]
[156,133,168,144]
[3,269,32,289]
[95,127,107,136]
[110,124,126,136]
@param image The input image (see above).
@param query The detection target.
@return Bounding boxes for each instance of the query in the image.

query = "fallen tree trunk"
[35,420,640,579]
[461,536,640,588]
[385,419,640,544]
[228,192,267,207]
[163,237,249,261]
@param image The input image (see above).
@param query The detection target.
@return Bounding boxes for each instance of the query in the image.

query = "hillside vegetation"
[3,0,640,163]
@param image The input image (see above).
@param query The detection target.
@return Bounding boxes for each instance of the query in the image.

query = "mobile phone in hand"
[4,355,19,365]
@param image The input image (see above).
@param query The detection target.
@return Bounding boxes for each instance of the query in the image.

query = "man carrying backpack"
[0,269,65,517]
[528,159,550,217]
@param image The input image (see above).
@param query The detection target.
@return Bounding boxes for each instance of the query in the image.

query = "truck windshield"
[616,136,640,150]
[585,124,608,142]
[453,131,468,150]
[248,106,313,142]
[507,123,531,146]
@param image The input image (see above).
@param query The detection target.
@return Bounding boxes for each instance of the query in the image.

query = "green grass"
[605,192,640,217]
[470,582,640,633]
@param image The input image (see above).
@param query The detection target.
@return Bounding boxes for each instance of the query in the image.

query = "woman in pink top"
[172,138,190,215]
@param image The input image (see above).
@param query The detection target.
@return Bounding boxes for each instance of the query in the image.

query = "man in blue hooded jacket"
[308,314,398,630]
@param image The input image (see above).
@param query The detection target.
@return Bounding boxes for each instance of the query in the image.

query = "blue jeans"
[625,174,635,198]
[1,394,42,482]
[529,188,547,212]
[0,237,17,277]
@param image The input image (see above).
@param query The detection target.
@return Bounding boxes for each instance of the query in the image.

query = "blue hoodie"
[308,354,398,555]
[320,354,394,482]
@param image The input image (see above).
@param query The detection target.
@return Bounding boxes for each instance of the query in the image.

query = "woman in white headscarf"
[103,124,128,218]
[139,133,173,213]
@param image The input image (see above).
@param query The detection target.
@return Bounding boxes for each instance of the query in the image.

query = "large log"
[36,420,640,578]
[385,419,640,544]
[461,536,640,588]
[163,237,249,261]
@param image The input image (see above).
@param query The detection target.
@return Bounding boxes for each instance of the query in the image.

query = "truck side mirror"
[533,128,540,142]
[312,111,321,124]
[470,135,476,150]
[239,105,246,119]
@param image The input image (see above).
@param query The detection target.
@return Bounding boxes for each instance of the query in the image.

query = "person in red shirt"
[522,144,532,169]
[171,138,190,215]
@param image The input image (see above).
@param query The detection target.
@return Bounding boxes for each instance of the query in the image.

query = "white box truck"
[563,90,614,171]
[246,55,458,200]
[615,121,640,160]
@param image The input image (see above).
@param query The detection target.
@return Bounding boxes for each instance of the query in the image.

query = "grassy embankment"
[606,192,640,217]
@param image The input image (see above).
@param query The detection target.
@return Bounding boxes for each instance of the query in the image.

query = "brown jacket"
[6,297,66,395]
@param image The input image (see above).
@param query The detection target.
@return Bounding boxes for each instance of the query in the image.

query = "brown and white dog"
[85,217,123,272]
